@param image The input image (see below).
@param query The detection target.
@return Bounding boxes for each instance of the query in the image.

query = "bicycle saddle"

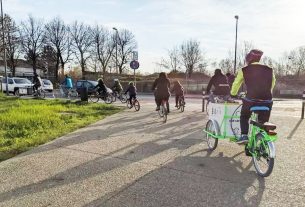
[250,106,270,112]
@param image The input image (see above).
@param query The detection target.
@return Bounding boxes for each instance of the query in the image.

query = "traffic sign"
[132,51,138,61]
[130,60,139,69]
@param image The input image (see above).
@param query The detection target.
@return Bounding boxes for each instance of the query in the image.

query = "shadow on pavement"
[287,119,304,139]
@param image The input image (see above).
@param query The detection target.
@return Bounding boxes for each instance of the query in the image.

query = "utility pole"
[233,15,239,74]
[1,0,8,95]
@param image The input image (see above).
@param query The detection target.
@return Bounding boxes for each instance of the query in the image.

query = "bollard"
[202,91,205,112]
[301,90,305,118]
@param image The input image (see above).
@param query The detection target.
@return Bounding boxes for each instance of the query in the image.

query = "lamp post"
[233,15,239,74]
[1,0,8,95]
[112,27,118,74]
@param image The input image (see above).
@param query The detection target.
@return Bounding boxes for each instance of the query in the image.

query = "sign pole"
[134,69,136,86]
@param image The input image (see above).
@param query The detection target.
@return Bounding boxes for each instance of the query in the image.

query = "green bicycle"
[204,99,277,177]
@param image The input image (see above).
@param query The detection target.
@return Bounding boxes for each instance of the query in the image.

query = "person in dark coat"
[125,82,137,105]
[94,78,107,96]
[231,49,276,144]
[171,80,184,108]
[152,72,171,112]
[206,69,230,96]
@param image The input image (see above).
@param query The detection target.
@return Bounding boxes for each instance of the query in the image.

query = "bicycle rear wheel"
[252,133,275,177]
[179,98,185,112]
[134,100,140,111]
[127,99,133,109]
[40,90,46,98]
[104,94,112,104]
[161,104,167,123]
[205,120,218,151]
[89,92,100,103]
[70,90,79,98]
[111,93,116,102]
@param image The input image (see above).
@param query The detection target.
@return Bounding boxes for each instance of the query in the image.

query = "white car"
[42,79,53,92]
[1,77,33,95]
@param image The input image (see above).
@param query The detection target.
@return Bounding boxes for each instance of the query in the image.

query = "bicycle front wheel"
[120,94,127,103]
[89,92,100,103]
[104,95,112,104]
[134,100,140,111]
[205,120,218,151]
[252,133,275,177]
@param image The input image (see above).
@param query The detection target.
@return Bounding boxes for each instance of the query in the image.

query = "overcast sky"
[5,0,305,73]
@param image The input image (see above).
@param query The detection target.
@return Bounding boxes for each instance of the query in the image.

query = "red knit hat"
[246,49,263,64]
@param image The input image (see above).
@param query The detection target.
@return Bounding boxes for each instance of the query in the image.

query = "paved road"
[0,96,304,207]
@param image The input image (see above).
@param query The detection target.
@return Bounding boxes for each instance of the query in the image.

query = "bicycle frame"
[246,113,277,157]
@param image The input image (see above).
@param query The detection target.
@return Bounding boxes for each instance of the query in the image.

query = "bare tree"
[237,41,255,68]
[91,25,115,75]
[45,17,72,80]
[161,46,181,72]
[69,21,92,79]
[19,15,45,74]
[115,29,137,74]
[288,46,305,76]
[0,14,20,76]
[180,39,202,77]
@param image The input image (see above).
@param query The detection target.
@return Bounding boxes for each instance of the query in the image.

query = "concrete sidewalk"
[0,100,304,207]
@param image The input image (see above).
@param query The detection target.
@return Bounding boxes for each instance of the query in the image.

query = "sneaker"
[155,106,160,111]
[175,105,178,108]
[236,134,248,144]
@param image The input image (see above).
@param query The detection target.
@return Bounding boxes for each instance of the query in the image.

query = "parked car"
[76,80,112,95]
[42,79,53,92]
[1,77,33,96]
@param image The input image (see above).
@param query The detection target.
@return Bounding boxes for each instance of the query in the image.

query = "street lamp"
[233,15,239,74]
[112,27,118,74]
[1,0,8,95]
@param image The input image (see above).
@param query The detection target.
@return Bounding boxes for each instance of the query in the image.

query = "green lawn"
[0,94,121,161]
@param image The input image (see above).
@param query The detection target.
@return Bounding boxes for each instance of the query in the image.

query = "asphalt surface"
[0,95,304,207]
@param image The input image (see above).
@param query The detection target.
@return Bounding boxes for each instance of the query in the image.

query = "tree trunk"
[55,56,60,81]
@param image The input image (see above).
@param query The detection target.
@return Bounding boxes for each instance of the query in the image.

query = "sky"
[4,0,305,74]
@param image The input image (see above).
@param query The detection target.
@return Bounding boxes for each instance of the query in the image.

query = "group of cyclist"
[52,49,275,145]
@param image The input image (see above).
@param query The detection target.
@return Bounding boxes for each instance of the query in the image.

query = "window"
[43,80,51,85]
[14,78,31,84]
[8,79,14,84]
[84,81,91,88]
[76,81,83,87]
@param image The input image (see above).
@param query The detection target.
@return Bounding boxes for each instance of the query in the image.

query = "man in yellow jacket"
[231,49,276,144]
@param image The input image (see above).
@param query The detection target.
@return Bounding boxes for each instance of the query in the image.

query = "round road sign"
[130,60,140,70]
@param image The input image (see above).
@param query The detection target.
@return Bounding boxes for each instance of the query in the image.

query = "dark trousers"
[240,99,273,134]
[155,96,170,112]
[129,94,136,105]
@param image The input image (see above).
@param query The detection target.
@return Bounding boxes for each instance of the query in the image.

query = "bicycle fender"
[267,141,276,158]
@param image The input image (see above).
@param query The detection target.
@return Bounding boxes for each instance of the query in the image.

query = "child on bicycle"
[171,80,184,108]
[111,79,123,95]
[125,82,137,105]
